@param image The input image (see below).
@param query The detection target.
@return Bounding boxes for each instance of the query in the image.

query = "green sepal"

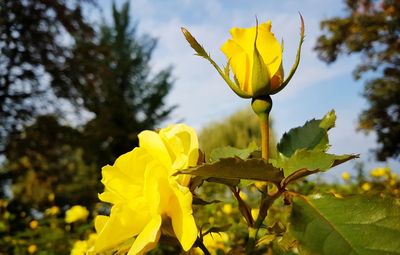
[181,27,251,98]
[251,19,271,97]
[270,14,305,95]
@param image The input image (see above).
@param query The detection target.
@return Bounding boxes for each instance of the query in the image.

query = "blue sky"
[97,0,399,179]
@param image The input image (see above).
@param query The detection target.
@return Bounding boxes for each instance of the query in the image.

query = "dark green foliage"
[2,115,98,210]
[315,0,400,160]
[0,0,94,151]
[76,2,174,165]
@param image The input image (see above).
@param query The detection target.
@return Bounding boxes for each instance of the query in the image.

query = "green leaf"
[174,157,284,184]
[209,141,258,162]
[277,110,336,157]
[290,195,400,255]
[272,149,357,178]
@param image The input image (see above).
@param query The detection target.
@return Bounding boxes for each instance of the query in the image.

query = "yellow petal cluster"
[94,124,199,255]
[70,234,97,255]
[221,21,283,96]
[370,167,390,178]
[65,205,89,223]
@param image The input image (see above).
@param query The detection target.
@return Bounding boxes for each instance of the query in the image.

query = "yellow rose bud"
[182,15,304,99]
[221,20,283,96]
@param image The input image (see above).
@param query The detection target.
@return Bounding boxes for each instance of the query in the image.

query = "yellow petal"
[128,216,162,255]
[167,185,197,251]
[139,130,172,169]
[159,124,199,186]
[221,21,282,93]
[94,204,151,253]
[159,124,199,168]
[99,165,142,204]
[254,23,282,79]
[94,215,109,233]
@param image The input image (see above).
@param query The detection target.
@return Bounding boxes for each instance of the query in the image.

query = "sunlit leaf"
[175,157,284,184]
[290,194,400,255]
[272,149,357,178]
[277,110,336,157]
[209,141,258,162]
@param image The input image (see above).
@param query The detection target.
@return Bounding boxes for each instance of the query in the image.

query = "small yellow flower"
[370,167,389,178]
[65,205,89,223]
[251,208,259,220]
[48,193,55,202]
[222,204,232,215]
[209,216,215,225]
[361,182,372,191]
[70,234,97,255]
[239,191,248,201]
[254,181,264,190]
[45,206,60,216]
[94,124,199,255]
[27,244,37,254]
[29,220,39,230]
[342,172,351,181]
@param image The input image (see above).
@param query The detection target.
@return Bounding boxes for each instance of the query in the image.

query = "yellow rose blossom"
[94,124,199,255]
[65,205,89,223]
[342,172,351,181]
[370,167,389,178]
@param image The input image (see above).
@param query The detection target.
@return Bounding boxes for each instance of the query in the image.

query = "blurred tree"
[61,1,175,166]
[0,0,94,152]
[0,0,175,208]
[1,115,98,210]
[199,109,277,159]
[315,0,400,160]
